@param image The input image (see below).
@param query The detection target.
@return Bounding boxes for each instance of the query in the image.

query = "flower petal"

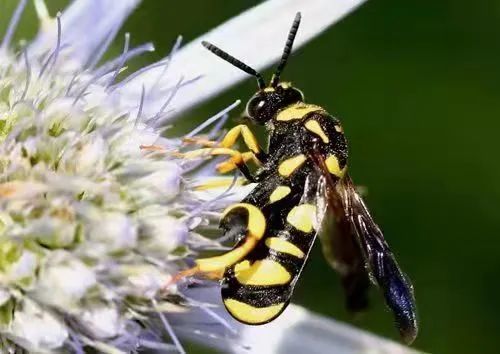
[32,252,97,311]
[116,0,367,119]
[79,304,123,339]
[29,0,141,67]
[9,299,68,352]
[174,286,422,354]
[231,304,423,354]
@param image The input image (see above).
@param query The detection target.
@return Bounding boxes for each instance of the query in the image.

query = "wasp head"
[245,83,304,124]
[202,12,303,125]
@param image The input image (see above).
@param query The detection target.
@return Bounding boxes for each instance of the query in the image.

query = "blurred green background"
[2,1,500,353]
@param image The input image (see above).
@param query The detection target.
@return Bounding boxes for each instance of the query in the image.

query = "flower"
[0,0,419,353]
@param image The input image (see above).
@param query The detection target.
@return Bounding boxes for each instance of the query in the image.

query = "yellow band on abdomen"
[265,237,305,258]
[234,259,291,286]
[224,299,285,324]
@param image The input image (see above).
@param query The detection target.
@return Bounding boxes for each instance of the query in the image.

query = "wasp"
[175,12,418,343]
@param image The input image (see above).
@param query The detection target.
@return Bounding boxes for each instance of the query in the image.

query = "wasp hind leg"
[167,203,267,286]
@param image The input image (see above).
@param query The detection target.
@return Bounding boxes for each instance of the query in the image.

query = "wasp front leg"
[178,147,258,182]
[184,124,268,162]
[184,124,268,182]
[215,124,268,181]
[216,151,263,182]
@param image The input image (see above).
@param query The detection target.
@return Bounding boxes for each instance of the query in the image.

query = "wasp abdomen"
[221,173,322,324]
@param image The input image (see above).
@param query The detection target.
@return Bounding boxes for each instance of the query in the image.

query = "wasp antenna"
[202,41,266,89]
[270,12,302,87]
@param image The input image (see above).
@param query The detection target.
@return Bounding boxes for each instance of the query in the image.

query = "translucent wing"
[309,150,418,344]
[339,175,418,343]
[318,180,371,314]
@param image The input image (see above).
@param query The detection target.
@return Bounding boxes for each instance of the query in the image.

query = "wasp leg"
[221,125,263,156]
[179,147,260,182]
[141,144,248,172]
[182,136,218,147]
[216,151,263,182]
[167,203,266,285]
[167,267,225,286]
[193,177,247,191]
[183,124,268,162]
[178,147,240,159]
[216,151,256,172]
[140,144,168,152]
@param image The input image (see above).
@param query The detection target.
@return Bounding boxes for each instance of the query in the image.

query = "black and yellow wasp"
[176,12,418,343]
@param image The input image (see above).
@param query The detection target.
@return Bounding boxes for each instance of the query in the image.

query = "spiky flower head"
[0,1,419,353]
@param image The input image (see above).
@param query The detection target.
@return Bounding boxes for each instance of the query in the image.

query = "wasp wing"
[309,150,418,344]
[318,180,372,313]
[339,175,417,343]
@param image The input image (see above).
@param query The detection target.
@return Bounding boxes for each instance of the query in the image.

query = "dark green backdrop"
[2,1,500,353]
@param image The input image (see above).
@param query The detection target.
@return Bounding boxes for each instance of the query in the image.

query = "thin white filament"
[107,32,130,88]
[135,85,146,126]
[0,0,27,51]
[186,100,241,138]
[152,299,186,354]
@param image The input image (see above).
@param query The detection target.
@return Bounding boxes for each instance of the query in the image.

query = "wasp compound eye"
[246,95,267,119]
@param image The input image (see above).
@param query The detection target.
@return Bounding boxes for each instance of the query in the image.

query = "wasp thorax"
[245,83,304,124]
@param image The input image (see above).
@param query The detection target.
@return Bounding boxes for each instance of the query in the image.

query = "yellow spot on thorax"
[325,155,346,178]
[265,237,305,258]
[223,299,285,324]
[335,124,344,133]
[276,103,324,121]
[286,204,317,233]
[278,154,306,177]
[304,119,330,143]
[269,186,291,203]
[234,259,291,286]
